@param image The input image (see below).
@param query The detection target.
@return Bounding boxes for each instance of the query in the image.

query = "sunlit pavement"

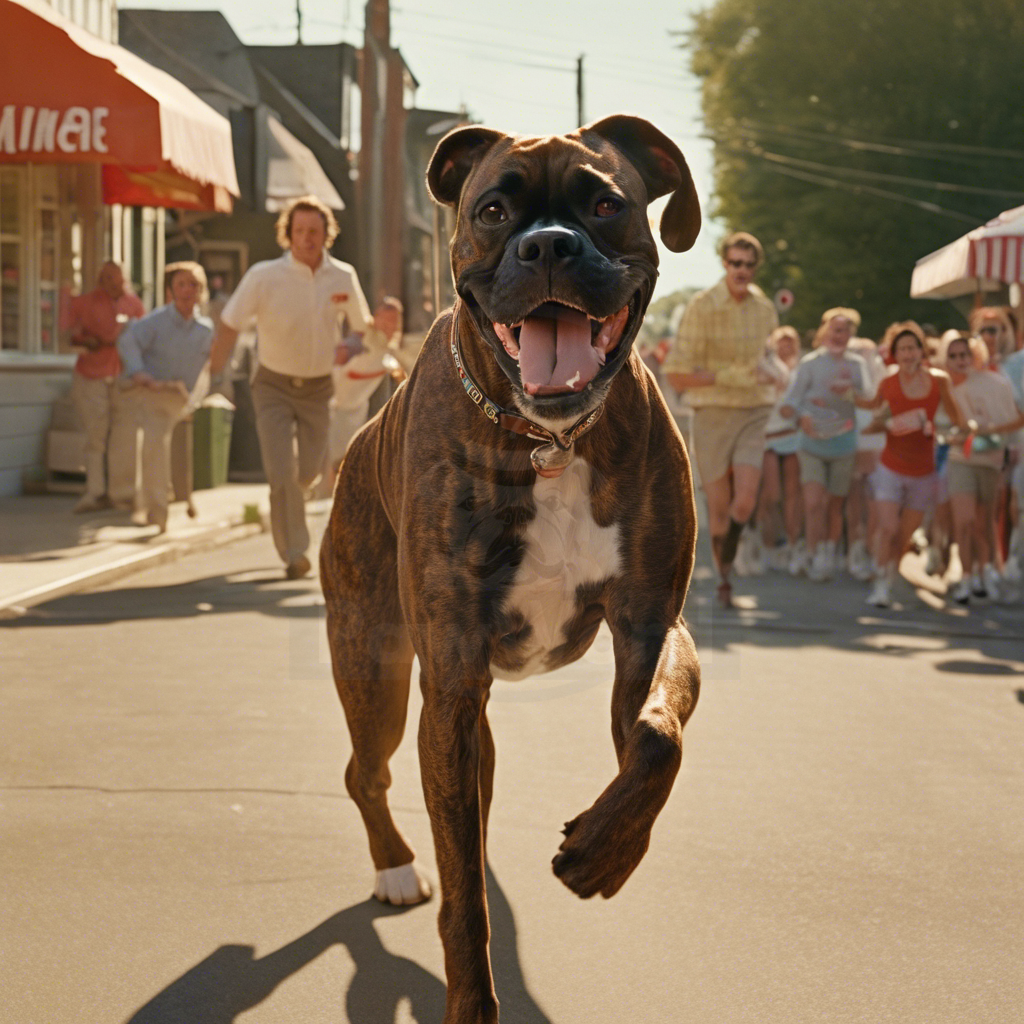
[2,508,1022,1024]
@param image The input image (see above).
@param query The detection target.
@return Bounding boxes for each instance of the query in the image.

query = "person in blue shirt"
[118,262,213,532]
[781,308,869,581]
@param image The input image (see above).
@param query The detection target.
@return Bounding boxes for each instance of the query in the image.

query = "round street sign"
[774,288,795,312]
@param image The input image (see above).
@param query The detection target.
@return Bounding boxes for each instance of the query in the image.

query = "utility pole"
[296,0,303,44]
[576,54,585,126]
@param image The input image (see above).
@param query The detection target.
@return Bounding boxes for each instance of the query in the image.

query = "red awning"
[0,0,239,212]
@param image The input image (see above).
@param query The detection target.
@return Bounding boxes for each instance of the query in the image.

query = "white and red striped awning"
[911,205,1024,300]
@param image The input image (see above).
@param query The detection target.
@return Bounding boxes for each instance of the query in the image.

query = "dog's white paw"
[374,862,432,905]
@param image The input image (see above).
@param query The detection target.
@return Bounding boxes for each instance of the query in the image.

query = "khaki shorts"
[692,405,771,486]
[797,450,856,496]
[947,461,999,504]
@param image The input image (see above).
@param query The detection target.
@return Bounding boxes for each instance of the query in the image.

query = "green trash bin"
[192,394,235,490]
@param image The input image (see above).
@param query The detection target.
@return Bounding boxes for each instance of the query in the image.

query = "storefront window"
[0,168,24,351]
[39,208,58,352]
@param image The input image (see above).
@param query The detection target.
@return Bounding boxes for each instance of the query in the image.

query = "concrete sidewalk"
[0,484,276,616]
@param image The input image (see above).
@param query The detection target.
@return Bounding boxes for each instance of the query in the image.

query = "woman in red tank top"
[855,321,964,606]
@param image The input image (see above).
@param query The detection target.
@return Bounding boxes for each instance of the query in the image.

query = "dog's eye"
[595,197,623,218]
[479,202,507,225]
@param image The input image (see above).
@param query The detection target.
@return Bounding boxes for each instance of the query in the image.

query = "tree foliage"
[687,0,1024,337]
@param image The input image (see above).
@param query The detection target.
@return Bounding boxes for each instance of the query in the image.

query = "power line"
[737,120,1024,162]
[739,160,980,224]
[391,26,576,72]
[391,4,688,74]
[731,126,994,171]
[728,145,1024,200]
[392,30,688,91]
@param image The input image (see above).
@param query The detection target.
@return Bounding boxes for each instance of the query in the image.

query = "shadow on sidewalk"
[0,569,322,628]
[683,524,1024,682]
[123,865,551,1024]
[0,508,145,560]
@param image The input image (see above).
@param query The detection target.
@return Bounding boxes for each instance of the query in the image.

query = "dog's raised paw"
[374,862,433,905]
[551,808,651,900]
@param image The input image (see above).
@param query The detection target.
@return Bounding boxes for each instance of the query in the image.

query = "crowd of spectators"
[686,303,1024,608]
[658,230,1024,609]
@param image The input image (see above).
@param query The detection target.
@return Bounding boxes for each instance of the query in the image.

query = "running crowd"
[664,232,1024,609]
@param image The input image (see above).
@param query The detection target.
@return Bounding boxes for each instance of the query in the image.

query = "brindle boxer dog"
[321,115,702,1023]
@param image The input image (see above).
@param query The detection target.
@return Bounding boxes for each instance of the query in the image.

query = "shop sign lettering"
[0,106,109,155]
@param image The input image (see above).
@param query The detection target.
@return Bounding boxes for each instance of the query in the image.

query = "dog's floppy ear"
[582,115,701,253]
[426,125,506,207]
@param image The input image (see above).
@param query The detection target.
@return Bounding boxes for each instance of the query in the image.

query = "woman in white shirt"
[945,333,1024,603]
[846,335,886,580]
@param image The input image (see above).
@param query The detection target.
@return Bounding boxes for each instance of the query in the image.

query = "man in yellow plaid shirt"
[665,232,780,607]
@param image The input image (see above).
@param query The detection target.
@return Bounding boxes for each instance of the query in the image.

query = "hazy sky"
[120,0,722,294]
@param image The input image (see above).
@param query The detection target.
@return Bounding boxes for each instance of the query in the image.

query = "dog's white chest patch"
[491,459,620,681]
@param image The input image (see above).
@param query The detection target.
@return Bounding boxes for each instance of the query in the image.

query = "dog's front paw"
[551,803,652,899]
[374,862,433,905]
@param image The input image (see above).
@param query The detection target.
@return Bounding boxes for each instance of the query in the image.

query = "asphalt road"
[2,512,1022,1024]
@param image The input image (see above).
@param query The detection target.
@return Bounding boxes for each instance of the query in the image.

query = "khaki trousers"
[130,387,188,527]
[251,366,332,564]
[70,372,137,503]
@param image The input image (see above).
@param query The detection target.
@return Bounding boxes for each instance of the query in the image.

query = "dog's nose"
[516,226,583,264]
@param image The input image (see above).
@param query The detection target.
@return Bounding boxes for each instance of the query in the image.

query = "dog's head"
[427,115,700,423]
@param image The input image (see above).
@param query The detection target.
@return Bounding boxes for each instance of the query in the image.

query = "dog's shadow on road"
[123,865,552,1024]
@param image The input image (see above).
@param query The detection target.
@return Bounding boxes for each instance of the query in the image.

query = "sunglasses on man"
[978,325,1001,336]
[726,259,757,269]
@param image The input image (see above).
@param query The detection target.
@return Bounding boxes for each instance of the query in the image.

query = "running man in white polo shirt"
[210,195,372,579]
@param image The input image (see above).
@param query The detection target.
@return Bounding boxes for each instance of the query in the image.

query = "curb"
[0,521,263,619]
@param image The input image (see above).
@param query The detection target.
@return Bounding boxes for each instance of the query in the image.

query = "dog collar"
[449,314,603,477]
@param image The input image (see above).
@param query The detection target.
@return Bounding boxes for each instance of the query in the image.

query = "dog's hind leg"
[336,626,431,905]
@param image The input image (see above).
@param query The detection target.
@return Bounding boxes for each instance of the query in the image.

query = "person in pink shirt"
[66,261,145,513]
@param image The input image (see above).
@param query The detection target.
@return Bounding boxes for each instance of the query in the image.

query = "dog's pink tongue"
[517,308,602,394]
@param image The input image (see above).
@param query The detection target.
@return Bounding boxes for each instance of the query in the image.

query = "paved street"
[2,509,1023,1024]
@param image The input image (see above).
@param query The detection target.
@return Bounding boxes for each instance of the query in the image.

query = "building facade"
[0,0,238,496]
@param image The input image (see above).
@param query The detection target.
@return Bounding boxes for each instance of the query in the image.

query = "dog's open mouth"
[491,301,631,396]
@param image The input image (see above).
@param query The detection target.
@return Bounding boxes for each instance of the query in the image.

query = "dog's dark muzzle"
[515,225,584,266]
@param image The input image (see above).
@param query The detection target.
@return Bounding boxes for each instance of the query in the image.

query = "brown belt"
[256,365,331,390]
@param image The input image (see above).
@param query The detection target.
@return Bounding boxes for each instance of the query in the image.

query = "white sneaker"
[856,553,876,581]
[788,539,808,576]
[950,579,971,605]
[733,532,750,577]
[1003,554,1023,583]
[744,530,766,575]
[822,540,837,576]
[982,564,1001,601]
[970,571,987,598]
[847,539,865,577]
[807,544,833,582]
[866,576,891,607]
